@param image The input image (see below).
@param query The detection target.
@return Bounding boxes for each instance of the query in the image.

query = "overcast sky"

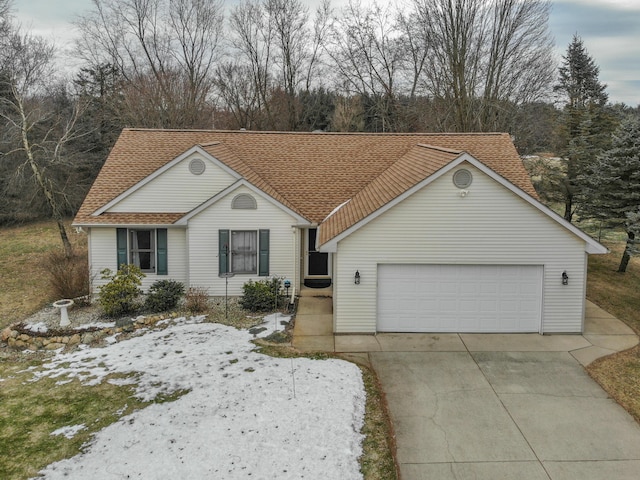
[12,0,640,106]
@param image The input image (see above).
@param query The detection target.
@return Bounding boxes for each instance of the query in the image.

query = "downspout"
[292,226,298,291]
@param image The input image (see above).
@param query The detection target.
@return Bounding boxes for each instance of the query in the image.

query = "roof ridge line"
[416,143,465,155]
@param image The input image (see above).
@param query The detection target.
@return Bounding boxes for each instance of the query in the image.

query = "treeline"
[0,0,639,233]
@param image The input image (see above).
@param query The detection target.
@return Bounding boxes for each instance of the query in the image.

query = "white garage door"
[377,264,543,333]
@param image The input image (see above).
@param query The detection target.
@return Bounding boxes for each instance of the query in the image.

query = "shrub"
[46,249,90,303]
[145,280,185,313]
[239,278,285,312]
[185,286,210,314]
[98,265,145,317]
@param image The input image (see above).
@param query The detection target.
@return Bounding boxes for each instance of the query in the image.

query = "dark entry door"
[308,228,328,276]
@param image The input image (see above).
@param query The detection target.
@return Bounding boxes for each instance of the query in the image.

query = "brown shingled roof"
[74,129,537,237]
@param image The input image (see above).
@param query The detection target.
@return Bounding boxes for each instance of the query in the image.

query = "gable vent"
[452,168,473,189]
[189,158,206,175]
[232,193,257,209]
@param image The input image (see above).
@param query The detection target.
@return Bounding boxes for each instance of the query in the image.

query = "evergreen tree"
[582,118,640,272]
[553,34,615,222]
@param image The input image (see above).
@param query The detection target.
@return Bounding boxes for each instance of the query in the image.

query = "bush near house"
[98,265,145,317]
[145,280,185,313]
[240,278,285,312]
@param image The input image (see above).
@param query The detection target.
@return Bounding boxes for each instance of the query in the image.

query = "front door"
[307,228,329,276]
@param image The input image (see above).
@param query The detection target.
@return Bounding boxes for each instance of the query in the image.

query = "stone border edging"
[1,313,180,351]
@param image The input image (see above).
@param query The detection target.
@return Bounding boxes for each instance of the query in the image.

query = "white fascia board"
[320,153,608,255]
[175,178,311,226]
[92,145,241,216]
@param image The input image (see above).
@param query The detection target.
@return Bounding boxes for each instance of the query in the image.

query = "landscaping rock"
[2,309,182,351]
[0,327,11,342]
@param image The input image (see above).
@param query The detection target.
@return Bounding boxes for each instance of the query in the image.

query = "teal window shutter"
[157,229,168,275]
[219,229,229,276]
[116,228,128,268]
[259,229,269,276]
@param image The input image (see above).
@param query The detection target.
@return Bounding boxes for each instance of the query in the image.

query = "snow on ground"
[29,316,366,479]
[50,425,86,439]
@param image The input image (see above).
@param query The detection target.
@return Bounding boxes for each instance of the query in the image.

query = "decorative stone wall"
[1,313,179,351]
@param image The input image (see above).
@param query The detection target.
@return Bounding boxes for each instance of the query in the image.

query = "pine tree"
[582,118,640,272]
[553,34,615,222]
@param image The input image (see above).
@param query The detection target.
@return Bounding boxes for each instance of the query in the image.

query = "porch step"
[299,285,333,298]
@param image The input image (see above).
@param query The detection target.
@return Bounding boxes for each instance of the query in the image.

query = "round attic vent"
[452,169,473,189]
[189,158,206,175]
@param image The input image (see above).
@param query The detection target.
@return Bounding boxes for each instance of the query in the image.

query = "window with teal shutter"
[157,229,168,275]
[116,228,128,268]
[259,229,269,276]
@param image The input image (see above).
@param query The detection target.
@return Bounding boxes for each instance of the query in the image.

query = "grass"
[586,241,640,334]
[0,353,155,480]
[0,221,87,330]
[0,220,396,479]
[585,240,640,424]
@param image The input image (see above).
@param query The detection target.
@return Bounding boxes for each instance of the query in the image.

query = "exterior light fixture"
[354,270,361,285]
[562,271,569,285]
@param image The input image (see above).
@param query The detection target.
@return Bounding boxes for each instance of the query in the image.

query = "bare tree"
[228,0,275,129]
[0,0,11,35]
[75,0,224,128]
[214,62,262,129]
[225,0,329,130]
[409,0,554,132]
[326,0,405,131]
[0,29,86,256]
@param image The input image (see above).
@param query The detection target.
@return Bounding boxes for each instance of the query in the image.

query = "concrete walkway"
[292,295,638,367]
[292,292,640,480]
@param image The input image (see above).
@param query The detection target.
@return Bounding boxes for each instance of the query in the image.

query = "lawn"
[0,221,396,480]
[0,221,87,330]
[585,240,640,424]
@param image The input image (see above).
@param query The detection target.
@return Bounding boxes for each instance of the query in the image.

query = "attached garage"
[377,264,543,333]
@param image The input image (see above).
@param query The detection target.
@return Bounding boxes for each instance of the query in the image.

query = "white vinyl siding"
[188,185,298,296]
[88,227,188,293]
[334,162,588,334]
[109,154,236,213]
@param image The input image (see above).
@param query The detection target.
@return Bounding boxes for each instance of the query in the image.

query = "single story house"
[73,129,607,334]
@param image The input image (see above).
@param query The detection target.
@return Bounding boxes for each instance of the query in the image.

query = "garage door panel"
[377,264,542,333]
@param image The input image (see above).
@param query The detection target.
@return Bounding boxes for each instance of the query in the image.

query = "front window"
[231,230,257,274]
[130,229,155,272]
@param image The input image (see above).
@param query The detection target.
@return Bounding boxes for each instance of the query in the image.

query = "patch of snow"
[76,322,116,330]
[50,424,86,439]
[32,318,366,480]
[25,322,49,333]
[252,313,292,338]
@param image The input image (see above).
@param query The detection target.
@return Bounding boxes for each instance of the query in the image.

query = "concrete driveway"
[293,295,640,479]
[372,349,640,480]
